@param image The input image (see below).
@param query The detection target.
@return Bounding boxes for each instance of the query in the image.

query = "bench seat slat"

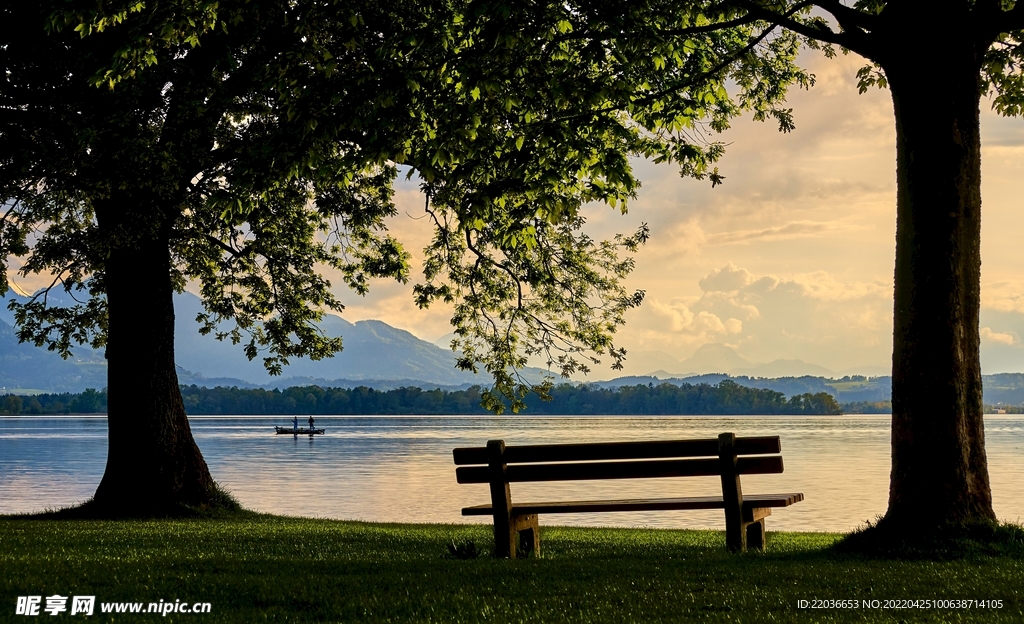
[455,455,783,484]
[453,436,780,465]
[461,493,804,516]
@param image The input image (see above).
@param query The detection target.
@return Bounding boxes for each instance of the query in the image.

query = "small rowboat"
[275,426,325,435]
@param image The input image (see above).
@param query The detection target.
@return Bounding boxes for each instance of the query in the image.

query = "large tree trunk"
[91,236,221,514]
[882,50,995,529]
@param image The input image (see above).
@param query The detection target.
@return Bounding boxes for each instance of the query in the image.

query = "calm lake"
[2,415,1023,532]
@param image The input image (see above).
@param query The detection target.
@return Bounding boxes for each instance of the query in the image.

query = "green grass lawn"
[1,516,1020,623]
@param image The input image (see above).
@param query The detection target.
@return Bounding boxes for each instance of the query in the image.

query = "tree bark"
[882,48,995,529]
[91,233,220,514]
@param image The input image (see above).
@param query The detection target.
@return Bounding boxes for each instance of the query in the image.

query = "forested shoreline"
[0,381,849,415]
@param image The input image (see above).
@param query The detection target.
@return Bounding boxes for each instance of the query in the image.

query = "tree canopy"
[1,0,810,410]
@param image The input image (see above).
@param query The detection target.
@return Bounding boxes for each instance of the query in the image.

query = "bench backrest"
[453,435,784,484]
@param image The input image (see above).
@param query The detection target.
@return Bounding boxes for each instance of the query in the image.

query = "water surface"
[2,415,1022,532]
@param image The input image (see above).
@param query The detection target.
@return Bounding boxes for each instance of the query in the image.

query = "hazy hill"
[677,343,752,374]
[172,292,471,385]
[171,292,559,386]
[615,344,753,378]
[0,293,106,392]
[979,373,1024,405]
[593,374,846,400]
[637,344,888,379]
[0,318,107,392]
[0,291,554,391]
[731,359,836,378]
[644,344,846,378]
[593,373,896,403]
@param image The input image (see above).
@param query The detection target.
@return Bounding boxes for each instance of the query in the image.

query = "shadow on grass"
[832,516,1024,560]
[3,482,256,521]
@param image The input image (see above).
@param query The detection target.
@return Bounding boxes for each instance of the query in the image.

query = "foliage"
[409,0,812,410]
[840,401,892,414]
[2,1,427,371]
[0,382,841,414]
[0,388,106,414]
[1,0,814,411]
[175,381,841,414]
[0,382,842,415]
[2,517,1022,622]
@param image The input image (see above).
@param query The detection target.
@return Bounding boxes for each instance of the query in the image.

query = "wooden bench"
[453,432,803,558]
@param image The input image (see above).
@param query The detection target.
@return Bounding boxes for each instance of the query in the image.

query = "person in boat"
[292,416,299,431]
[308,416,315,431]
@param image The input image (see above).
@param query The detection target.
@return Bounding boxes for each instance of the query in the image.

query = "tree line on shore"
[1,381,845,415]
[2,388,106,415]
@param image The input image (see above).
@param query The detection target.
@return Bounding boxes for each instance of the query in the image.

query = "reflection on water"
[2,415,1023,532]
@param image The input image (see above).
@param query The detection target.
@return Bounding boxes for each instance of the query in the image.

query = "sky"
[331,51,1024,379]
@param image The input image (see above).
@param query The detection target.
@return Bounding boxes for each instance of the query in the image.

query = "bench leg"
[725,516,746,552]
[492,516,516,559]
[495,513,540,559]
[745,519,766,551]
[513,514,540,558]
[740,507,771,552]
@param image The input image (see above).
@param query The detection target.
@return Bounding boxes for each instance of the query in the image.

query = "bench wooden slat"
[453,436,781,466]
[454,432,802,557]
[456,455,784,484]
[461,493,804,516]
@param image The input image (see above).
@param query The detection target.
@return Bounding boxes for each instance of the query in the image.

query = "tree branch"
[552,13,783,124]
[810,0,877,32]
[464,227,524,312]
[2,200,21,224]
[631,15,782,108]
[660,14,762,36]
[737,0,874,57]
[173,227,249,260]
[551,13,760,45]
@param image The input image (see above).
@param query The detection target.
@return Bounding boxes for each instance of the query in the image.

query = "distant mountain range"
[591,373,892,403]
[0,291,552,392]
[623,343,889,379]
[5,291,1024,406]
[0,316,107,392]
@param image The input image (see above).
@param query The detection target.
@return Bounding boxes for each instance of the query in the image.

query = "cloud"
[698,262,754,292]
[981,327,1017,346]
[981,113,1024,148]
[707,220,861,245]
[698,265,889,304]
[613,262,893,374]
[648,300,742,337]
[649,300,695,332]
[982,282,1024,315]
[780,270,890,302]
